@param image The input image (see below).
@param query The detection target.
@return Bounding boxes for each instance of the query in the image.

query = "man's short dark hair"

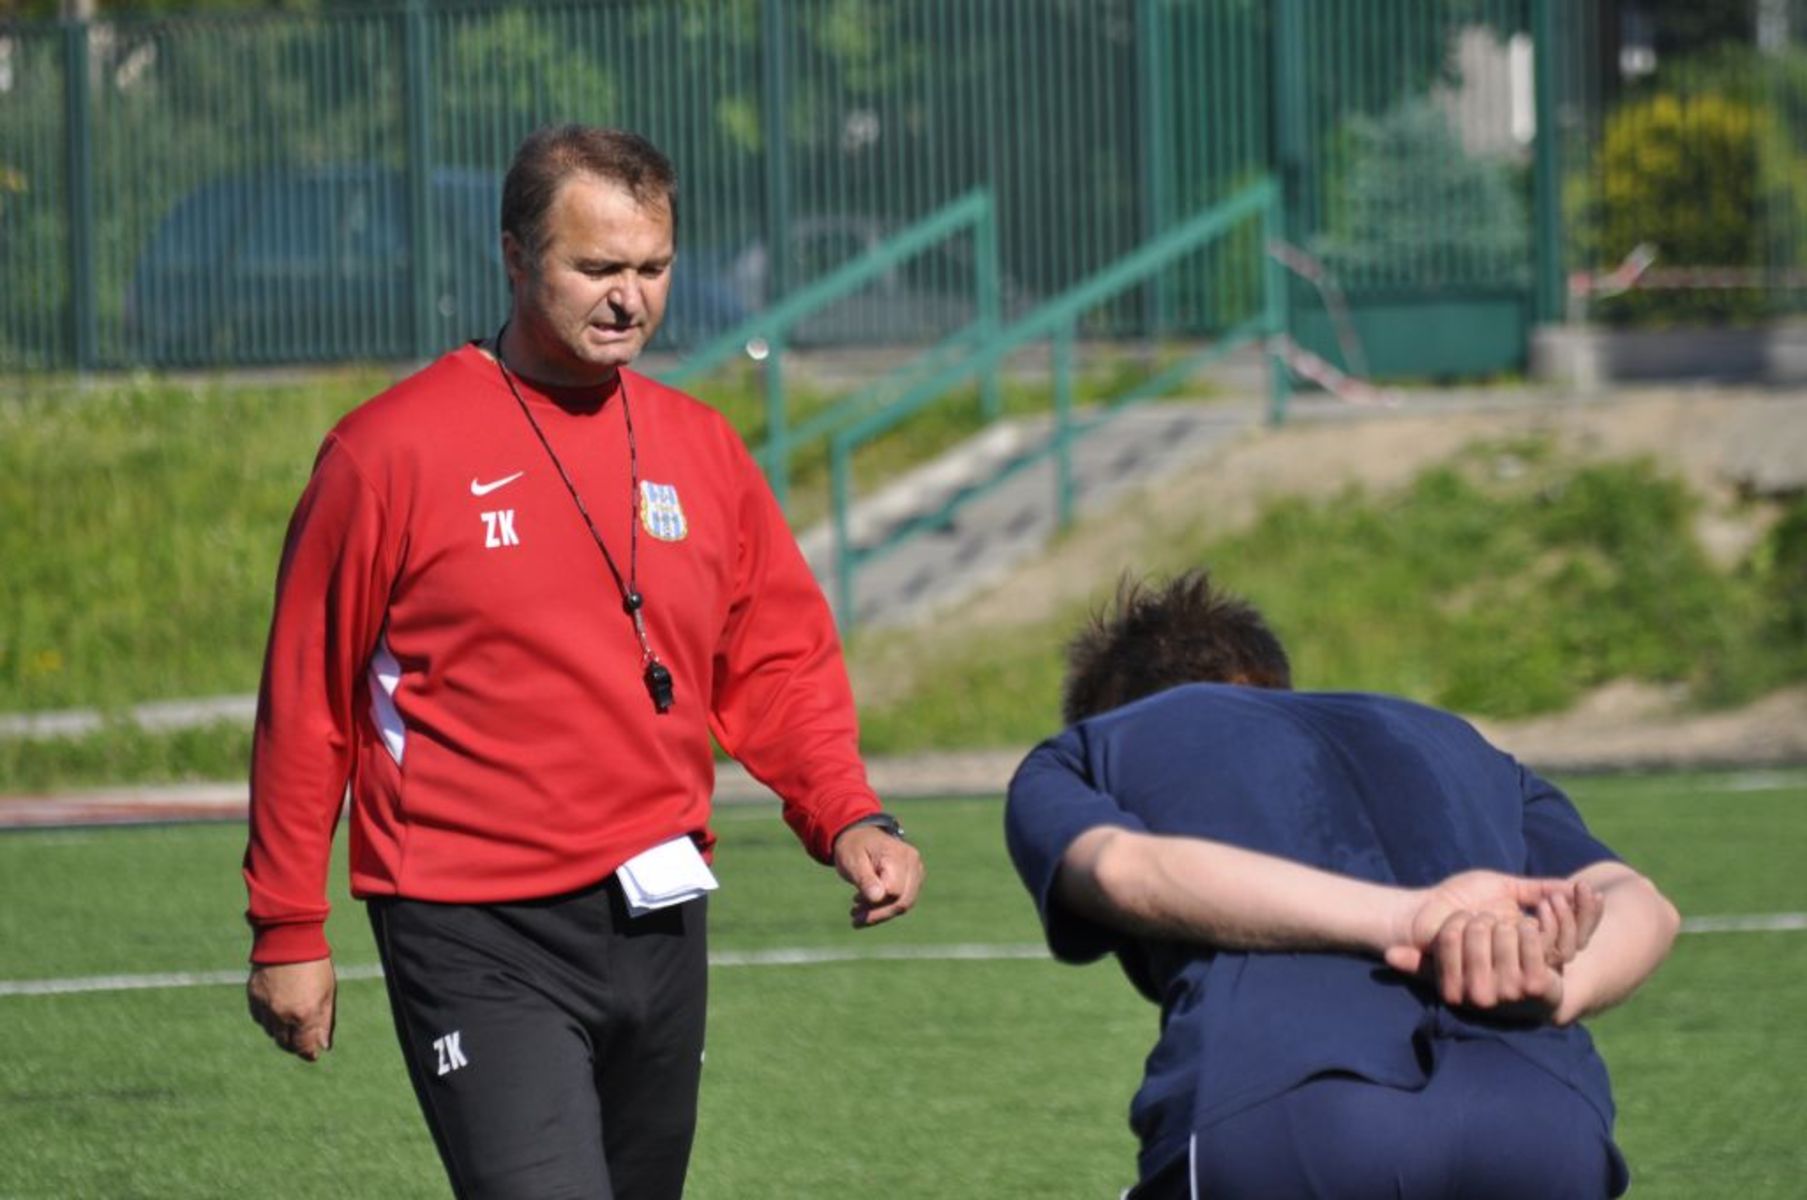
[1062,570,1292,725]
[501,125,678,259]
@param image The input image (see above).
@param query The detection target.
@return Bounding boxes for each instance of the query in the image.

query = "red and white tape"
[1571,244,1807,296]
[1268,335,1404,408]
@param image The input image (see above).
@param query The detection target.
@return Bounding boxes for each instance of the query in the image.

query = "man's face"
[504,172,674,384]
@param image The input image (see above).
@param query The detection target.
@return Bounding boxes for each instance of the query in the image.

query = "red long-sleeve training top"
[244,345,880,963]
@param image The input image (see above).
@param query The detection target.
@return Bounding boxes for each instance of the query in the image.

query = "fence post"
[1267,0,1307,346]
[1531,0,1565,326]
[1137,0,1169,338]
[1053,323,1076,529]
[62,17,97,371]
[830,432,855,628]
[762,0,790,310]
[764,347,789,509]
[976,194,1002,420]
[1263,186,1291,426]
[403,0,438,360]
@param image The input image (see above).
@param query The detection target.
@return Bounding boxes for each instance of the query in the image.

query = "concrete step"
[797,399,1262,627]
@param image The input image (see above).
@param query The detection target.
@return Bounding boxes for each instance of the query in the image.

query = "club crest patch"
[639,481,688,542]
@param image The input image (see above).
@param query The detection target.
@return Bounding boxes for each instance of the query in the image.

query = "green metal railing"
[826,179,1285,625]
[659,189,1000,510]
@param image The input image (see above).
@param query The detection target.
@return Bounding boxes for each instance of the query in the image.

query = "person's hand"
[832,823,924,929]
[1381,871,1605,1023]
[247,957,337,1061]
[1382,871,1601,976]
[1422,909,1567,1019]
[1527,883,1603,968]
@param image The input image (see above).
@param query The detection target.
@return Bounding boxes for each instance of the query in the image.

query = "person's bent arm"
[1548,860,1679,1025]
[1060,826,1409,955]
[1057,826,1577,964]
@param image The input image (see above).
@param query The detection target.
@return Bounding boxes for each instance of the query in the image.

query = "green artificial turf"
[2,774,1804,1198]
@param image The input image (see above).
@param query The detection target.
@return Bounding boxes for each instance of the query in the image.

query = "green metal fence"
[3,0,1801,376]
[1265,0,1548,376]
[660,187,1002,510]
[5,0,1241,371]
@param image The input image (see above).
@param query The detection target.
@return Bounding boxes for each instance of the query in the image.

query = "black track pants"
[369,878,708,1200]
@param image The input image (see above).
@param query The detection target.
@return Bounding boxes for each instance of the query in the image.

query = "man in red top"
[243,125,923,1199]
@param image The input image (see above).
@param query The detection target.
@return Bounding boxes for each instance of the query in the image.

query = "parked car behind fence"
[124,165,746,367]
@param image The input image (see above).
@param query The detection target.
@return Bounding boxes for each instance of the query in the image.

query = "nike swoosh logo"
[470,471,525,497]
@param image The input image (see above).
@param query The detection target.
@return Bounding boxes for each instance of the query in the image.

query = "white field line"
[1578,771,1807,801]
[0,943,1050,998]
[1719,770,1807,792]
[708,943,1049,967]
[0,963,385,997]
[2,918,1800,999]
[1678,913,1807,933]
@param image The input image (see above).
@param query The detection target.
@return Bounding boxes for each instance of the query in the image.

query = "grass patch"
[1196,445,1795,715]
[0,720,253,794]
[1573,772,1807,1198]
[855,618,1069,756]
[1,772,1803,1197]
[0,375,378,713]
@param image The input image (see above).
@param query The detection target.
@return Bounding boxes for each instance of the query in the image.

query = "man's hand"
[832,824,924,929]
[1423,909,1567,1019]
[247,957,337,1062]
[1382,870,1601,977]
[1379,871,1605,1021]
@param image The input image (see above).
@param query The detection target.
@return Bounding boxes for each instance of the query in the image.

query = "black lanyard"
[491,327,675,714]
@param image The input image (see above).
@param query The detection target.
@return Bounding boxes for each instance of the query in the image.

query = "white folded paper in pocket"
[617,835,720,917]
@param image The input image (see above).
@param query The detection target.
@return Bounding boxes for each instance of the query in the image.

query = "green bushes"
[1315,99,1530,290]
[1583,91,1768,325]
[1759,495,1807,672]
[1189,447,1794,716]
[1574,48,1807,327]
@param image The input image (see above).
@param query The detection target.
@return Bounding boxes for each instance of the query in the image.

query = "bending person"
[1005,570,1678,1200]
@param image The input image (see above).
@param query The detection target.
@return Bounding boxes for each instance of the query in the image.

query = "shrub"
[1313,98,1530,290]
[1761,495,1807,659]
[1579,84,1805,326]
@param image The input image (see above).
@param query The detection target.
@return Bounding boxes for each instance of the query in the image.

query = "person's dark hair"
[1062,569,1292,725]
[501,125,678,260]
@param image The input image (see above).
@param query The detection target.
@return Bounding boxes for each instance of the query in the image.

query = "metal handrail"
[827,179,1288,625]
[658,189,1001,509]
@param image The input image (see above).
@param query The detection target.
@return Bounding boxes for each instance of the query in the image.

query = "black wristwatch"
[839,811,907,843]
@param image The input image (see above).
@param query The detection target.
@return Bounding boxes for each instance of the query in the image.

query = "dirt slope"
[964,386,1806,628]
[874,386,1807,769]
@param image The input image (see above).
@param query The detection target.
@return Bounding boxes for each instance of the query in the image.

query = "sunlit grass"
[1,775,1803,1197]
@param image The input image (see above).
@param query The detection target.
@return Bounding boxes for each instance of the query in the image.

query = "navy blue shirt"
[1005,684,1625,1184]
